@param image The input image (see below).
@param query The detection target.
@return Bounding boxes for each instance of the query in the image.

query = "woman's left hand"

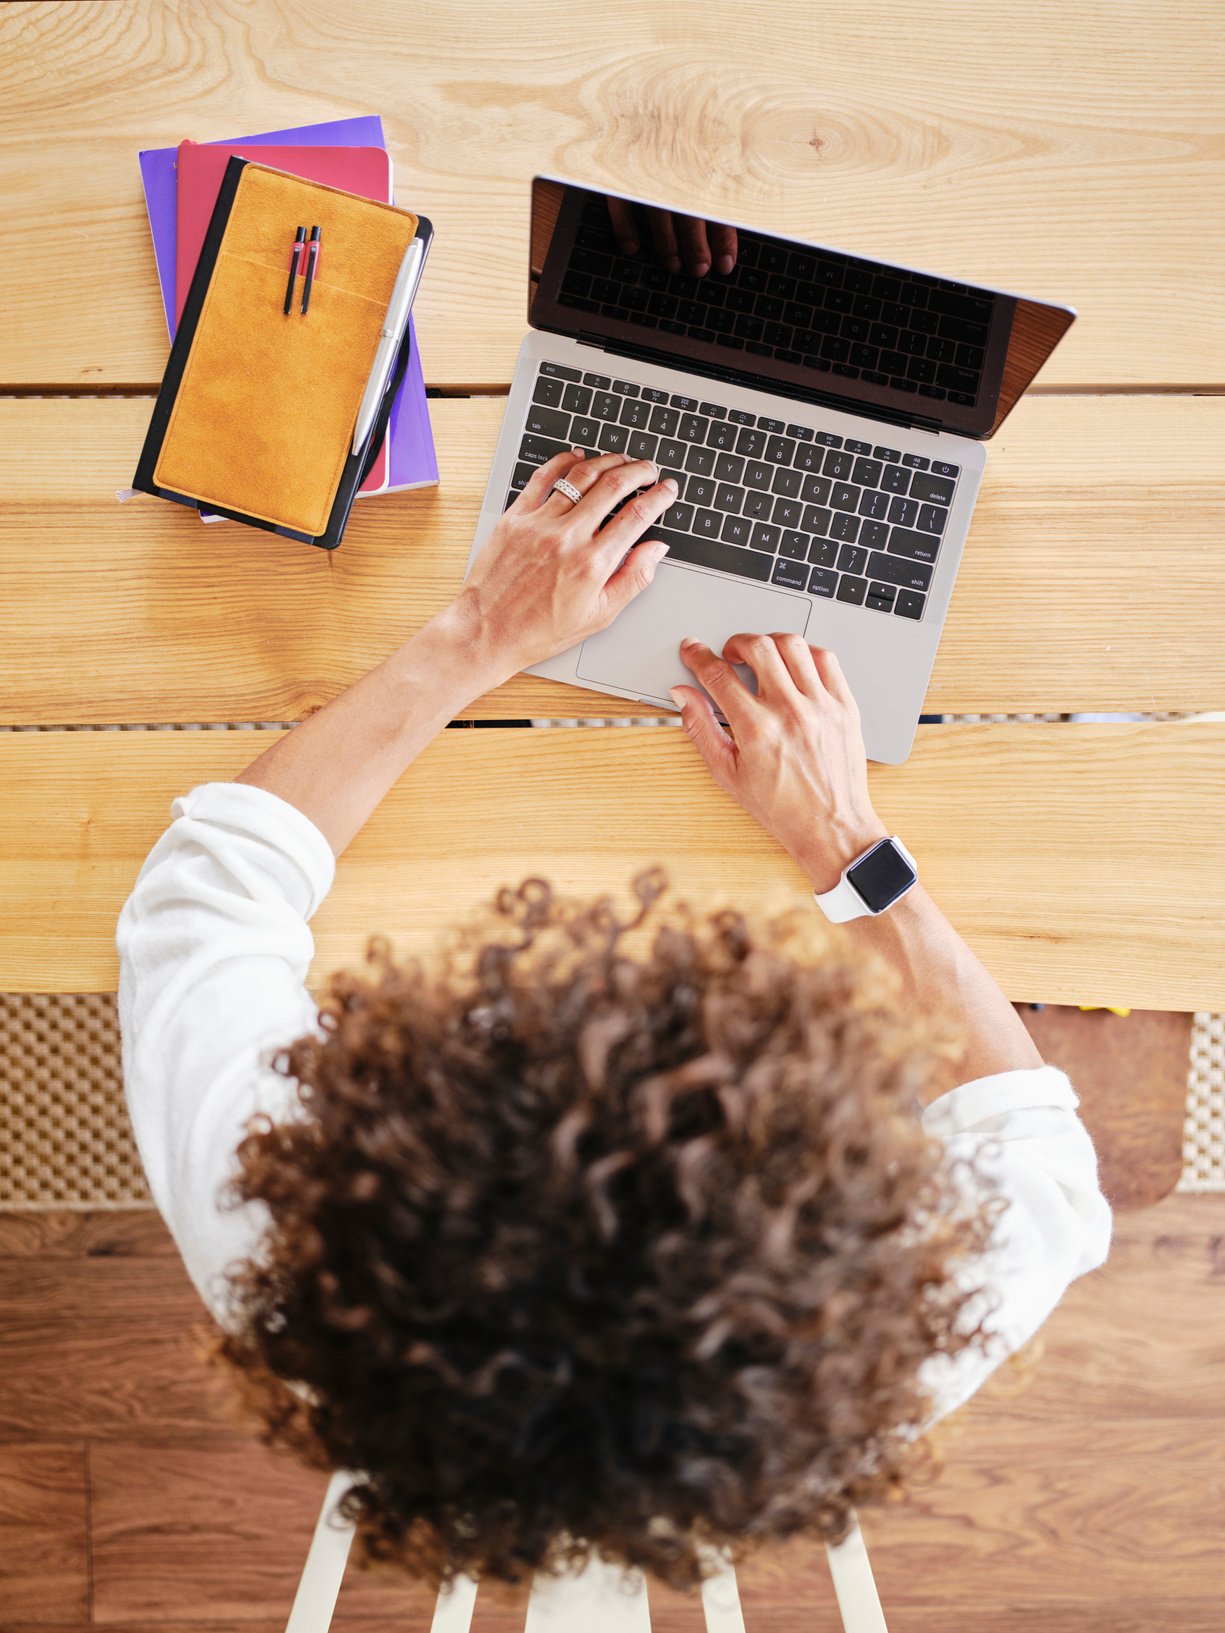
[457,448,675,684]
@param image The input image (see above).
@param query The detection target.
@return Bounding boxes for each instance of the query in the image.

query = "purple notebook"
[138,115,437,495]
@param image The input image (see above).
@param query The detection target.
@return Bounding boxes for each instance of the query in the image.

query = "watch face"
[847,840,916,914]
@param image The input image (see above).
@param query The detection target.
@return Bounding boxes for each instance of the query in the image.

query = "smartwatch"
[813,836,918,923]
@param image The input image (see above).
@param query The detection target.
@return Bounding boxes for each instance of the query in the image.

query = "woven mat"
[0,990,1221,1207]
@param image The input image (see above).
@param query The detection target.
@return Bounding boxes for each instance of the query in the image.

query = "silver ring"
[550,476,584,506]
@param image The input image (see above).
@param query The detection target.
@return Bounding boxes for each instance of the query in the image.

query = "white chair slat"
[700,1558,747,1633]
[429,1574,479,1632]
[826,1519,889,1633]
[524,1555,652,1632]
[284,1470,356,1633]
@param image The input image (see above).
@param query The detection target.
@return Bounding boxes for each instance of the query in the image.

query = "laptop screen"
[528,177,1074,440]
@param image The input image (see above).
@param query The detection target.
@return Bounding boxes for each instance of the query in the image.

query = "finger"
[645,207,682,273]
[568,457,662,531]
[767,630,822,695]
[606,197,640,256]
[675,214,712,277]
[721,632,794,699]
[679,637,756,731]
[593,476,678,562]
[709,222,738,277]
[599,537,671,619]
[809,645,857,708]
[537,449,631,513]
[668,684,737,783]
[518,447,588,510]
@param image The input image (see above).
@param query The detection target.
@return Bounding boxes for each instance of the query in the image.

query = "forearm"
[235,597,505,858]
[837,881,1042,1099]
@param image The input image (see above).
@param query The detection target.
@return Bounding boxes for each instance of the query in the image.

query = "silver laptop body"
[466,178,1074,763]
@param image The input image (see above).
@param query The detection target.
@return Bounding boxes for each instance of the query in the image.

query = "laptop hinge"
[572,330,945,436]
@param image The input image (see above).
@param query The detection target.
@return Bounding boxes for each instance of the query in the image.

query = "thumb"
[600,539,669,618]
[669,684,736,782]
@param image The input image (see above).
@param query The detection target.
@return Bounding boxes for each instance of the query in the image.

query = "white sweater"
[117,782,1112,1421]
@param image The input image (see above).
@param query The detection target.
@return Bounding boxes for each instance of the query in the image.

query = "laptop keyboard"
[555,194,990,409]
[506,362,963,622]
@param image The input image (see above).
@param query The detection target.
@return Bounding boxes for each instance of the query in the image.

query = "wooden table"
[1,0,1222,1013]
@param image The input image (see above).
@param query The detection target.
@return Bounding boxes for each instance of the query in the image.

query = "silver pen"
[351,235,428,454]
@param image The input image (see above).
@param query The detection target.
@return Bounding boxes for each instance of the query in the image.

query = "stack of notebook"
[138,114,438,512]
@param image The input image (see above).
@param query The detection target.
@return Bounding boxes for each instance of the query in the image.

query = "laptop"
[465,177,1075,763]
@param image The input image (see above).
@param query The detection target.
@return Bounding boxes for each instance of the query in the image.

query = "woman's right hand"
[671,635,888,894]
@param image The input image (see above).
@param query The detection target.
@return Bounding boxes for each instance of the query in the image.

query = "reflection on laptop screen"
[529,180,1074,440]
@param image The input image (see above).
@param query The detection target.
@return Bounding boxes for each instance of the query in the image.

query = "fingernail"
[571,446,585,456]
[669,687,686,709]
[665,255,681,272]
[620,451,634,463]
[662,476,678,493]
[717,253,734,275]
[625,238,639,255]
[694,260,710,277]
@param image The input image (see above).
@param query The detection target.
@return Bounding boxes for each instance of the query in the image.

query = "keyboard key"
[788,423,815,440]
[627,431,658,461]
[866,589,895,614]
[541,362,582,381]
[653,528,772,581]
[844,438,873,455]
[802,504,832,536]
[687,476,717,506]
[808,538,838,568]
[801,474,832,506]
[561,383,593,415]
[868,580,897,604]
[771,466,803,498]
[714,452,745,482]
[641,385,670,403]
[664,501,695,531]
[815,430,843,448]
[598,423,629,454]
[743,490,773,520]
[873,445,902,462]
[888,496,919,528]
[722,514,752,546]
[582,372,612,388]
[526,404,571,439]
[887,529,940,565]
[780,530,809,559]
[881,464,911,495]
[910,472,956,505]
[773,497,804,529]
[808,565,838,597]
[772,557,809,589]
[591,392,620,421]
[868,550,933,591]
[503,489,518,510]
[728,408,755,425]
[836,575,868,606]
[858,489,890,520]
[901,453,930,470]
[917,503,948,535]
[532,376,565,407]
[619,398,651,429]
[671,394,701,410]
[822,449,853,480]
[657,437,687,468]
[736,427,767,457]
[569,417,600,448]
[758,417,786,433]
[830,483,859,513]
[894,588,926,620]
[649,405,680,437]
[851,457,883,488]
[793,443,825,473]
[744,460,774,489]
[931,460,960,479]
[613,379,640,396]
[706,420,738,451]
[519,433,570,466]
[700,401,727,418]
[510,461,534,491]
[751,522,781,553]
[694,508,723,538]
[860,519,890,549]
[685,444,717,476]
[765,435,796,464]
[679,414,708,442]
[837,542,868,574]
[714,483,743,513]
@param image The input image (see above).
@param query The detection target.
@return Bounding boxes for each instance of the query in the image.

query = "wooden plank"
[0,1209,166,1258]
[1,395,1223,723]
[0,721,1222,1010]
[0,2,1220,390]
[0,1444,88,1622]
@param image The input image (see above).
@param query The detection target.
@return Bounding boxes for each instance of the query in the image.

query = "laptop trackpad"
[576,562,812,705]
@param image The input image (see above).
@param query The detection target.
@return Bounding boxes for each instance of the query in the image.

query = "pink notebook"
[175,140,395,493]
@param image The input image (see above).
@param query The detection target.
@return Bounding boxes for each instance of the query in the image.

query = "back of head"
[214,873,995,1588]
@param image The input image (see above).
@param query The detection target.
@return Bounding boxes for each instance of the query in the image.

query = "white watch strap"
[813,836,916,923]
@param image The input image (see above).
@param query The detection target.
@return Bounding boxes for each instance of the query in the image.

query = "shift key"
[867,550,932,592]
[653,528,772,582]
[887,527,941,565]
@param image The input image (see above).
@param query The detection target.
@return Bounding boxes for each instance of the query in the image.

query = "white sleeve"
[918,1065,1113,1421]
[116,781,336,1325]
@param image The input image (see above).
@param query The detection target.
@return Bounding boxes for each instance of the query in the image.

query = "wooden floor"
[0,1192,1221,1631]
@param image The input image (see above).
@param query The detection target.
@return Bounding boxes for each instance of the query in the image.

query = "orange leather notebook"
[134,159,429,548]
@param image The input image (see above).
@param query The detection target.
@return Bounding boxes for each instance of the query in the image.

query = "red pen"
[300,225,321,315]
[283,226,305,316]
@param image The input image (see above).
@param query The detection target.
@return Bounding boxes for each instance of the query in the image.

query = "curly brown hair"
[214,873,999,1590]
